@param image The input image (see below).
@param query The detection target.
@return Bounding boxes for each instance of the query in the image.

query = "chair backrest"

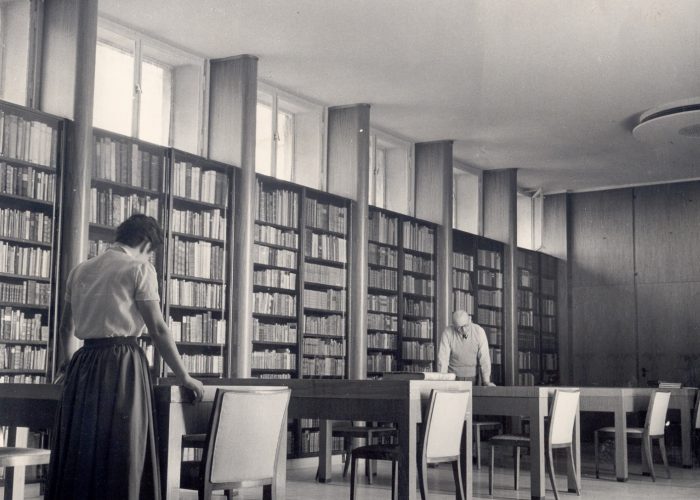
[422,389,470,460]
[645,390,671,437]
[204,387,291,485]
[548,389,580,446]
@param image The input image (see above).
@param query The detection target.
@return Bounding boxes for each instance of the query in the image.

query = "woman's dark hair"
[115,214,164,250]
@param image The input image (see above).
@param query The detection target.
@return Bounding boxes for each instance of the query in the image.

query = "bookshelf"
[539,254,559,384]
[367,207,400,377]
[400,216,437,373]
[164,150,233,379]
[0,100,63,384]
[475,237,505,385]
[452,230,477,318]
[301,189,349,379]
[89,129,168,370]
[252,176,301,380]
[516,248,540,386]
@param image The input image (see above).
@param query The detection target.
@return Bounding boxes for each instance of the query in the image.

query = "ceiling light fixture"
[633,99,700,143]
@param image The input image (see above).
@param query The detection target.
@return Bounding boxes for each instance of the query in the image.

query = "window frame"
[370,127,414,214]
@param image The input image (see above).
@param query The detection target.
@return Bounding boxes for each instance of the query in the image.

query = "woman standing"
[47,214,204,499]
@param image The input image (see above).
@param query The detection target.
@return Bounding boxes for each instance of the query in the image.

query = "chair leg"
[200,483,213,500]
[350,454,358,500]
[489,444,495,495]
[417,458,428,500]
[343,438,352,478]
[594,431,600,479]
[643,435,656,482]
[475,426,482,470]
[225,490,236,500]
[391,460,398,500]
[452,459,465,500]
[546,446,559,500]
[659,436,670,479]
[513,446,520,490]
[568,445,581,495]
[262,484,273,500]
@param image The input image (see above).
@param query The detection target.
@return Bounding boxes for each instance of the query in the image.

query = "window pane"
[0,1,31,105]
[94,42,134,136]
[453,171,480,234]
[368,136,376,206]
[255,102,273,175]
[139,58,171,145]
[375,147,387,208]
[517,193,534,249]
[276,109,293,181]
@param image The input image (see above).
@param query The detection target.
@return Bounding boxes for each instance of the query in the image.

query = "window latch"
[134,83,143,96]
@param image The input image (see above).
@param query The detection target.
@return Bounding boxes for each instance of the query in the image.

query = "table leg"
[161,403,185,500]
[5,427,28,500]
[273,408,287,499]
[397,412,417,500]
[463,415,473,499]
[318,420,333,483]
[614,402,628,481]
[567,408,581,493]
[680,397,693,468]
[529,399,547,500]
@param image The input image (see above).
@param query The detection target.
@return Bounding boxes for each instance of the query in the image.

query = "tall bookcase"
[0,100,63,384]
[164,150,233,379]
[475,238,505,385]
[400,216,437,373]
[89,129,168,370]
[516,248,540,386]
[539,254,559,384]
[367,207,400,377]
[251,176,301,380]
[452,231,477,318]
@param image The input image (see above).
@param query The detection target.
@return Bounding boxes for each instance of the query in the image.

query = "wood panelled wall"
[568,181,700,387]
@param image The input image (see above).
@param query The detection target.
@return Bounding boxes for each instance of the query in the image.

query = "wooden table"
[472,386,581,500]
[579,387,697,481]
[155,378,472,500]
[0,384,61,500]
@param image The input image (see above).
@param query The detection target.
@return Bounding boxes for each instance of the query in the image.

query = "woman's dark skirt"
[47,337,161,500]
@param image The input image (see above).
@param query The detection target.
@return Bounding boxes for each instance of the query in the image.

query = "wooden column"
[415,141,454,345]
[327,104,370,380]
[39,0,98,370]
[541,193,571,385]
[482,169,517,386]
[208,55,258,378]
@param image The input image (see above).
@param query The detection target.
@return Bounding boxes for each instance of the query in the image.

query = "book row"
[402,221,434,254]
[369,268,397,290]
[402,341,435,361]
[252,320,297,343]
[93,137,161,190]
[518,350,538,370]
[367,312,398,332]
[490,347,503,365]
[518,331,539,351]
[170,238,225,280]
[368,243,398,268]
[477,308,502,327]
[452,269,471,290]
[254,269,296,290]
[519,269,535,289]
[404,298,433,317]
[304,314,345,337]
[256,183,298,228]
[518,372,537,386]
[367,332,397,350]
[478,289,503,308]
[253,292,296,316]
[303,289,346,312]
[518,310,534,327]
[403,319,433,340]
[367,294,397,313]
[304,263,345,287]
[402,275,434,296]
[305,198,347,234]
[302,338,345,356]
[477,249,502,270]
[403,253,433,275]
[253,245,297,269]
[453,252,474,271]
[0,345,46,370]
[168,353,224,374]
[252,349,296,370]
[0,208,53,244]
[304,231,347,263]
[302,357,344,376]
[172,161,229,206]
[477,269,503,289]
[171,208,227,241]
[89,188,159,227]
[0,112,57,167]
[0,165,56,202]
[0,309,48,341]
[519,290,534,309]
[452,290,474,314]
[0,279,51,306]
[300,431,344,454]
[542,299,556,316]
[0,242,51,278]
[168,280,225,309]
[368,353,395,372]
[168,312,226,344]
[368,212,398,245]
[484,326,503,346]
[254,224,298,249]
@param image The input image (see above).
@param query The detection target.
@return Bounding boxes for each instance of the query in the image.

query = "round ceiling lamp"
[633,98,700,144]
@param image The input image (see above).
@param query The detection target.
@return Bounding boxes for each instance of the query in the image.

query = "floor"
[228,447,700,500]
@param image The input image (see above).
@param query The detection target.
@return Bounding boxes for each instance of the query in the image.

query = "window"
[369,129,413,213]
[517,190,543,250]
[255,83,325,188]
[453,163,481,234]
[0,0,33,106]
[94,19,205,152]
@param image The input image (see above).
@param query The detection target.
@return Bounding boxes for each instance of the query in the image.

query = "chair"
[594,390,671,481]
[0,444,51,500]
[488,390,581,500]
[180,387,291,500]
[349,389,469,500]
[473,420,502,469]
[331,422,396,482]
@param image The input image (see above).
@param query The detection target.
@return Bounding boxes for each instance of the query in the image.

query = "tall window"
[369,129,413,214]
[517,190,543,250]
[93,20,205,151]
[453,164,481,234]
[0,0,32,106]
[255,83,325,188]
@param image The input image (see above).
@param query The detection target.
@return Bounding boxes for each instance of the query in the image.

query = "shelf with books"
[452,230,477,318]
[475,237,505,386]
[0,100,64,384]
[252,176,302,381]
[301,189,349,380]
[164,150,234,379]
[399,217,437,373]
[539,254,559,384]
[367,208,401,375]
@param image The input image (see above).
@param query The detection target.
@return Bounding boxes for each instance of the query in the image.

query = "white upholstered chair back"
[208,387,291,484]
[646,390,671,437]
[548,390,580,446]
[424,389,470,459]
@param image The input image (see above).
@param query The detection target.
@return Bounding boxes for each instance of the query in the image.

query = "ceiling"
[98,0,700,194]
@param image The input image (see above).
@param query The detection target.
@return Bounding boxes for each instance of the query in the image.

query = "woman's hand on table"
[182,375,204,402]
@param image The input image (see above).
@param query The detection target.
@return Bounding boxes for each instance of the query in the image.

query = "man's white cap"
[452,310,470,328]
